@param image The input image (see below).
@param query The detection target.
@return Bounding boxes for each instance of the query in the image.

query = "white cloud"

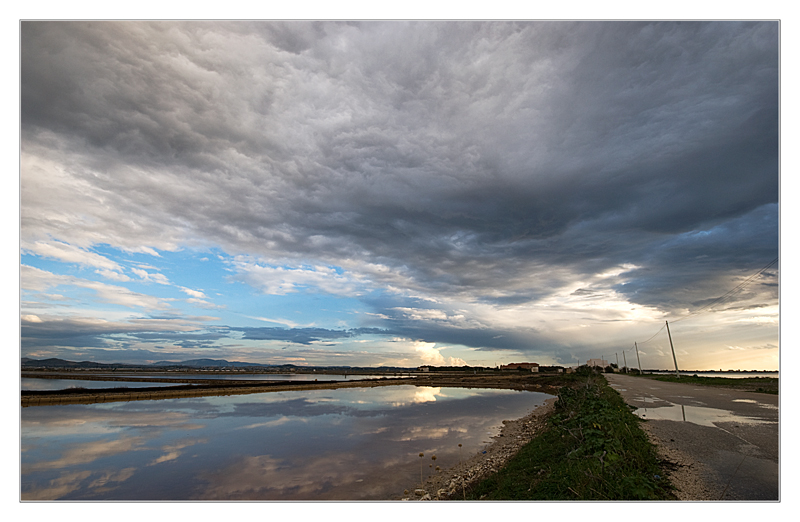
[179,287,207,299]
[131,268,171,285]
[186,297,225,310]
[95,269,131,282]
[247,316,314,328]
[413,341,467,366]
[21,265,171,311]
[394,308,449,321]
[22,239,124,275]
[230,258,365,296]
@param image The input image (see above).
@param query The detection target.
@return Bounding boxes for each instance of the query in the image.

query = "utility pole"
[623,351,628,373]
[635,342,642,374]
[615,352,619,368]
[665,320,680,378]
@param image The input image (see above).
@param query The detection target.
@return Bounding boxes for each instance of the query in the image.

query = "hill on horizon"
[151,358,267,368]
[21,357,268,369]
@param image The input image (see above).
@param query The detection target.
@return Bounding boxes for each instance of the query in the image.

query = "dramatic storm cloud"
[20,21,779,370]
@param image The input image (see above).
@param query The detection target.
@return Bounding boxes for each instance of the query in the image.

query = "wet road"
[605,373,779,501]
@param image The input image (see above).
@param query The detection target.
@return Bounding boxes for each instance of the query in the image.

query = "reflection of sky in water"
[632,398,777,427]
[732,399,778,410]
[24,373,407,384]
[21,386,551,500]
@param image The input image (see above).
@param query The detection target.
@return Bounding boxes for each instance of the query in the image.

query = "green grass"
[643,374,778,395]
[464,373,675,500]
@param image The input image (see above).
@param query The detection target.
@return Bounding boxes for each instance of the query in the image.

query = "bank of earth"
[400,372,679,501]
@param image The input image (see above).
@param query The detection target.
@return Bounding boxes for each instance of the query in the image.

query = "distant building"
[500,362,539,372]
[587,358,608,368]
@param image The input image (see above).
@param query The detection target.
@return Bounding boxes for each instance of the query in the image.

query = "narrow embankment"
[409,372,677,501]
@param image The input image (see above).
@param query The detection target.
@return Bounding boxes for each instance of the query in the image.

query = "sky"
[19,21,780,370]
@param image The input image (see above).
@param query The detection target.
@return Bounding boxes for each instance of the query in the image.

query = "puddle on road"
[632,398,776,428]
[608,382,777,427]
[732,399,778,410]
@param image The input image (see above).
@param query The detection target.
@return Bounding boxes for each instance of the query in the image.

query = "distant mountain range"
[151,358,268,368]
[21,357,273,369]
[20,357,417,371]
[22,357,121,369]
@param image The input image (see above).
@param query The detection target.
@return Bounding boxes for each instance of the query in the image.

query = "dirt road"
[605,373,778,501]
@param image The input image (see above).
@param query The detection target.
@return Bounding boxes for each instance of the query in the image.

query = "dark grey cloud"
[20,314,227,352]
[611,204,779,310]
[235,326,386,345]
[20,21,779,361]
[126,331,230,350]
[19,314,390,360]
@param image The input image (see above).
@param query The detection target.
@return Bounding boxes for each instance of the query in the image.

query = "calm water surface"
[21,378,189,390]
[104,373,410,381]
[22,373,406,390]
[21,385,551,500]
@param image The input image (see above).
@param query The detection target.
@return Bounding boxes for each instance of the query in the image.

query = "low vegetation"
[465,371,676,500]
[644,374,778,395]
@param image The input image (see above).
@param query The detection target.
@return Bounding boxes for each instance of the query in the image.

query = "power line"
[670,257,778,323]
[637,323,666,345]
[634,256,778,346]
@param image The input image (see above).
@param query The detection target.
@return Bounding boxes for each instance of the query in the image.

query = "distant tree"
[605,365,614,373]
[538,366,565,373]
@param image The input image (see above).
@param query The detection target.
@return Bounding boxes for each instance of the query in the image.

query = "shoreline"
[395,397,558,501]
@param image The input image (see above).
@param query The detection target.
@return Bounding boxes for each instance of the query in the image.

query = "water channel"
[21,384,552,500]
[21,373,406,391]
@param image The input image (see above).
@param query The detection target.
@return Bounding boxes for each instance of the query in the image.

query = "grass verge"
[464,372,675,500]
[643,374,777,395]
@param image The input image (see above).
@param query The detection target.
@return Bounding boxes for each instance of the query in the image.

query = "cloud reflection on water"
[22,470,93,501]
[21,385,552,500]
[24,436,148,473]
